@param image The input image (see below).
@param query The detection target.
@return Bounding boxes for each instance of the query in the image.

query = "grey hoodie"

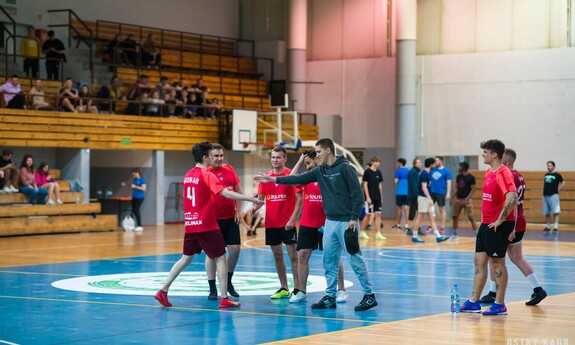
[276,156,363,222]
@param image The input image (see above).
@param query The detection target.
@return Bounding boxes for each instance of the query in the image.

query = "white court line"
[0,340,21,345]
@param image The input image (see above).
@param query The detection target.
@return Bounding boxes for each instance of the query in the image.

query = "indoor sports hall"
[1,1,574,344]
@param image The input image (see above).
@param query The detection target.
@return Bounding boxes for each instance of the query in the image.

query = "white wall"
[417,47,575,171]
[307,57,396,149]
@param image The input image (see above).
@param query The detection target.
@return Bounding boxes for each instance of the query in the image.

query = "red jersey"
[257,168,302,228]
[208,164,240,220]
[300,182,326,228]
[512,169,526,232]
[481,165,517,224]
[183,167,225,233]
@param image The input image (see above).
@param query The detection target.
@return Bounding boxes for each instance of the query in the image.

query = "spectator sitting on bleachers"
[125,75,150,115]
[156,76,172,97]
[161,90,177,117]
[78,85,99,114]
[0,149,19,193]
[97,76,125,113]
[175,89,194,118]
[141,33,160,68]
[0,75,25,109]
[35,161,62,205]
[19,154,48,205]
[58,78,82,112]
[190,78,211,118]
[29,79,55,110]
[207,97,223,120]
[105,34,122,65]
[145,90,164,116]
[121,34,138,66]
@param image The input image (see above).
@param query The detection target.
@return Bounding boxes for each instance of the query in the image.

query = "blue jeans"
[323,219,373,297]
[19,185,48,204]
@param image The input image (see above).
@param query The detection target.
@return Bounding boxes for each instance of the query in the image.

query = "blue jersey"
[429,167,452,195]
[394,167,409,196]
[132,177,146,199]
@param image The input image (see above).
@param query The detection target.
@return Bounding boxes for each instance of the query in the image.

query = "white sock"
[404,223,409,228]
[546,222,551,228]
[412,231,418,238]
[526,273,541,289]
[489,280,497,293]
[554,221,559,229]
[433,230,441,237]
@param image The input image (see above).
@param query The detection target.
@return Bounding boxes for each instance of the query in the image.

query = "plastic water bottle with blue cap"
[450,284,460,315]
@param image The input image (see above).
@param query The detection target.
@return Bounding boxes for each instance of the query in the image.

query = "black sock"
[293,288,299,295]
[228,272,234,285]
[534,287,543,293]
[208,279,216,291]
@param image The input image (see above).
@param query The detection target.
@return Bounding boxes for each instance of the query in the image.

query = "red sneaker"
[439,227,445,235]
[155,290,172,307]
[219,297,241,308]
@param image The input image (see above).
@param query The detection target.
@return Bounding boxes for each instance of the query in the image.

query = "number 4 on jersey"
[187,186,196,207]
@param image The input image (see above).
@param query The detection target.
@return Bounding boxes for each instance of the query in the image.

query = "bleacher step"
[0,192,83,205]
[0,214,117,236]
[0,203,101,218]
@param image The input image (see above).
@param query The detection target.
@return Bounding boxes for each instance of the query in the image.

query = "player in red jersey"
[205,144,243,301]
[460,139,518,316]
[253,146,303,300]
[288,150,347,304]
[155,141,262,309]
[478,148,547,306]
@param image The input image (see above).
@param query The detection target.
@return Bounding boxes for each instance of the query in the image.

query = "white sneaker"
[3,186,12,193]
[289,291,308,303]
[9,185,18,193]
[56,199,63,205]
[336,290,348,303]
[134,226,144,231]
[46,199,56,205]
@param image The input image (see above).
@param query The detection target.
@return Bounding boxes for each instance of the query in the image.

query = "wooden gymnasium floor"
[1,221,574,344]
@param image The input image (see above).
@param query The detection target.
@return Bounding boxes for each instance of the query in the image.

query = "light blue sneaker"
[460,299,482,313]
[411,237,424,243]
[482,302,507,315]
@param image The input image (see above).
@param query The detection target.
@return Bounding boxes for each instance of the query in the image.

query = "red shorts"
[183,230,226,259]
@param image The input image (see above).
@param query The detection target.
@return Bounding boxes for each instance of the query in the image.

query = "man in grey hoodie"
[255,138,377,311]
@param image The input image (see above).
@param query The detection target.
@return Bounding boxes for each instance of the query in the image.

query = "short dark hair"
[547,160,556,167]
[480,139,505,159]
[370,156,381,163]
[303,149,317,159]
[504,148,517,161]
[10,74,18,79]
[315,138,335,154]
[397,158,406,166]
[27,25,35,31]
[2,149,13,156]
[131,168,141,174]
[47,30,55,37]
[271,145,287,156]
[210,143,225,151]
[424,158,435,168]
[192,141,212,164]
[435,156,444,162]
[459,161,469,172]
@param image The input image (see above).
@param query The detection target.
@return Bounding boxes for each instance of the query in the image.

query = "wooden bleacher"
[71,19,260,77]
[0,168,117,236]
[470,170,575,226]
[0,108,220,150]
[0,78,62,109]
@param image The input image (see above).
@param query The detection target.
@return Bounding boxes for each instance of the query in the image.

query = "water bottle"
[105,185,113,198]
[96,186,103,199]
[450,284,460,315]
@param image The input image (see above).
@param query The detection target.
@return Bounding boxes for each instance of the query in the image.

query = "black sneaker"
[311,295,336,309]
[406,229,413,236]
[543,227,551,232]
[526,288,547,306]
[228,283,240,298]
[478,291,496,304]
[366,225,373,230]
[553,228,558,233]
[418,229,427,236]
[354,294,378,311]
[208,289,218,301]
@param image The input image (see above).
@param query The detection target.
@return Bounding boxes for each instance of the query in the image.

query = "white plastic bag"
[122,215,136,232]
